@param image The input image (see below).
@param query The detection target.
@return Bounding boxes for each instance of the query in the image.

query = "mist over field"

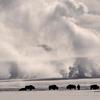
[0,0,100,79]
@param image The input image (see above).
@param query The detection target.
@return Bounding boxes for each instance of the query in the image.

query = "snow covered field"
[0,91,100,100]
[0,79,100,100]
[0,78,100,91]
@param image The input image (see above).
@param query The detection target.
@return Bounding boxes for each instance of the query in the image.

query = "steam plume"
[0,0,100,79]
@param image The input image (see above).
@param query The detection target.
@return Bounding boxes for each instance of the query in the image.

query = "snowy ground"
[0,91,100,100]
[0,78,100,91]
[0,79,100,99]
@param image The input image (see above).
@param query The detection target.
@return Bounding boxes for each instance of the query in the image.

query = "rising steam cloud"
[0,0,100,79]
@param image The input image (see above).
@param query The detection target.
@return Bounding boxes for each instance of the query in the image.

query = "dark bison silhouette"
[66,84,76,90]
[49,85,59,90]
[19,85,35,91]
[90,84,99,90]
[25,85,35,91]
[19,88,26,91]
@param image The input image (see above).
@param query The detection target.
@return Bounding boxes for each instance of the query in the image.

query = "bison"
[66,84,76,90]
[19,85,35,91]
[25,85,35,91]
[90,84,99,90]
[49,85,59,90]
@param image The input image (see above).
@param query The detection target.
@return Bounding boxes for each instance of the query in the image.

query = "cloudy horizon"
[0,0,100,79]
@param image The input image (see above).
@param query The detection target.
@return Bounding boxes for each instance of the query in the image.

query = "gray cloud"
[0,0,99,79]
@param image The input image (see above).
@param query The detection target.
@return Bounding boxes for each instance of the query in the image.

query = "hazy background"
[0,0,100,79]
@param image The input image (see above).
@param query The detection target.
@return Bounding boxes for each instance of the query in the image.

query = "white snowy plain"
[0,90,100,100]
[0,79,100,100]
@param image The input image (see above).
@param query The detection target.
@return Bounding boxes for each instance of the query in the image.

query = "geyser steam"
[0,0,100,79]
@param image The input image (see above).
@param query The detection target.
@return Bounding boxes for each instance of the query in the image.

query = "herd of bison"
[19,84,100,91]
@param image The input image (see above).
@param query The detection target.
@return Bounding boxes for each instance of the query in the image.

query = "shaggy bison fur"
[19,85,35,91]
[49,85,59,90]
[25,85,35,91]
[90,84,99,90]
[66,84,76,90]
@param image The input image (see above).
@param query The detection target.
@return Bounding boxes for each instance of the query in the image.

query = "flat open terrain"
[0,78,100,91]
[0,79,100,100]
[0,90,100,100]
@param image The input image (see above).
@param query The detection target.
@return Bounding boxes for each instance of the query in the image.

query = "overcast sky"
[0,0,100,79]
